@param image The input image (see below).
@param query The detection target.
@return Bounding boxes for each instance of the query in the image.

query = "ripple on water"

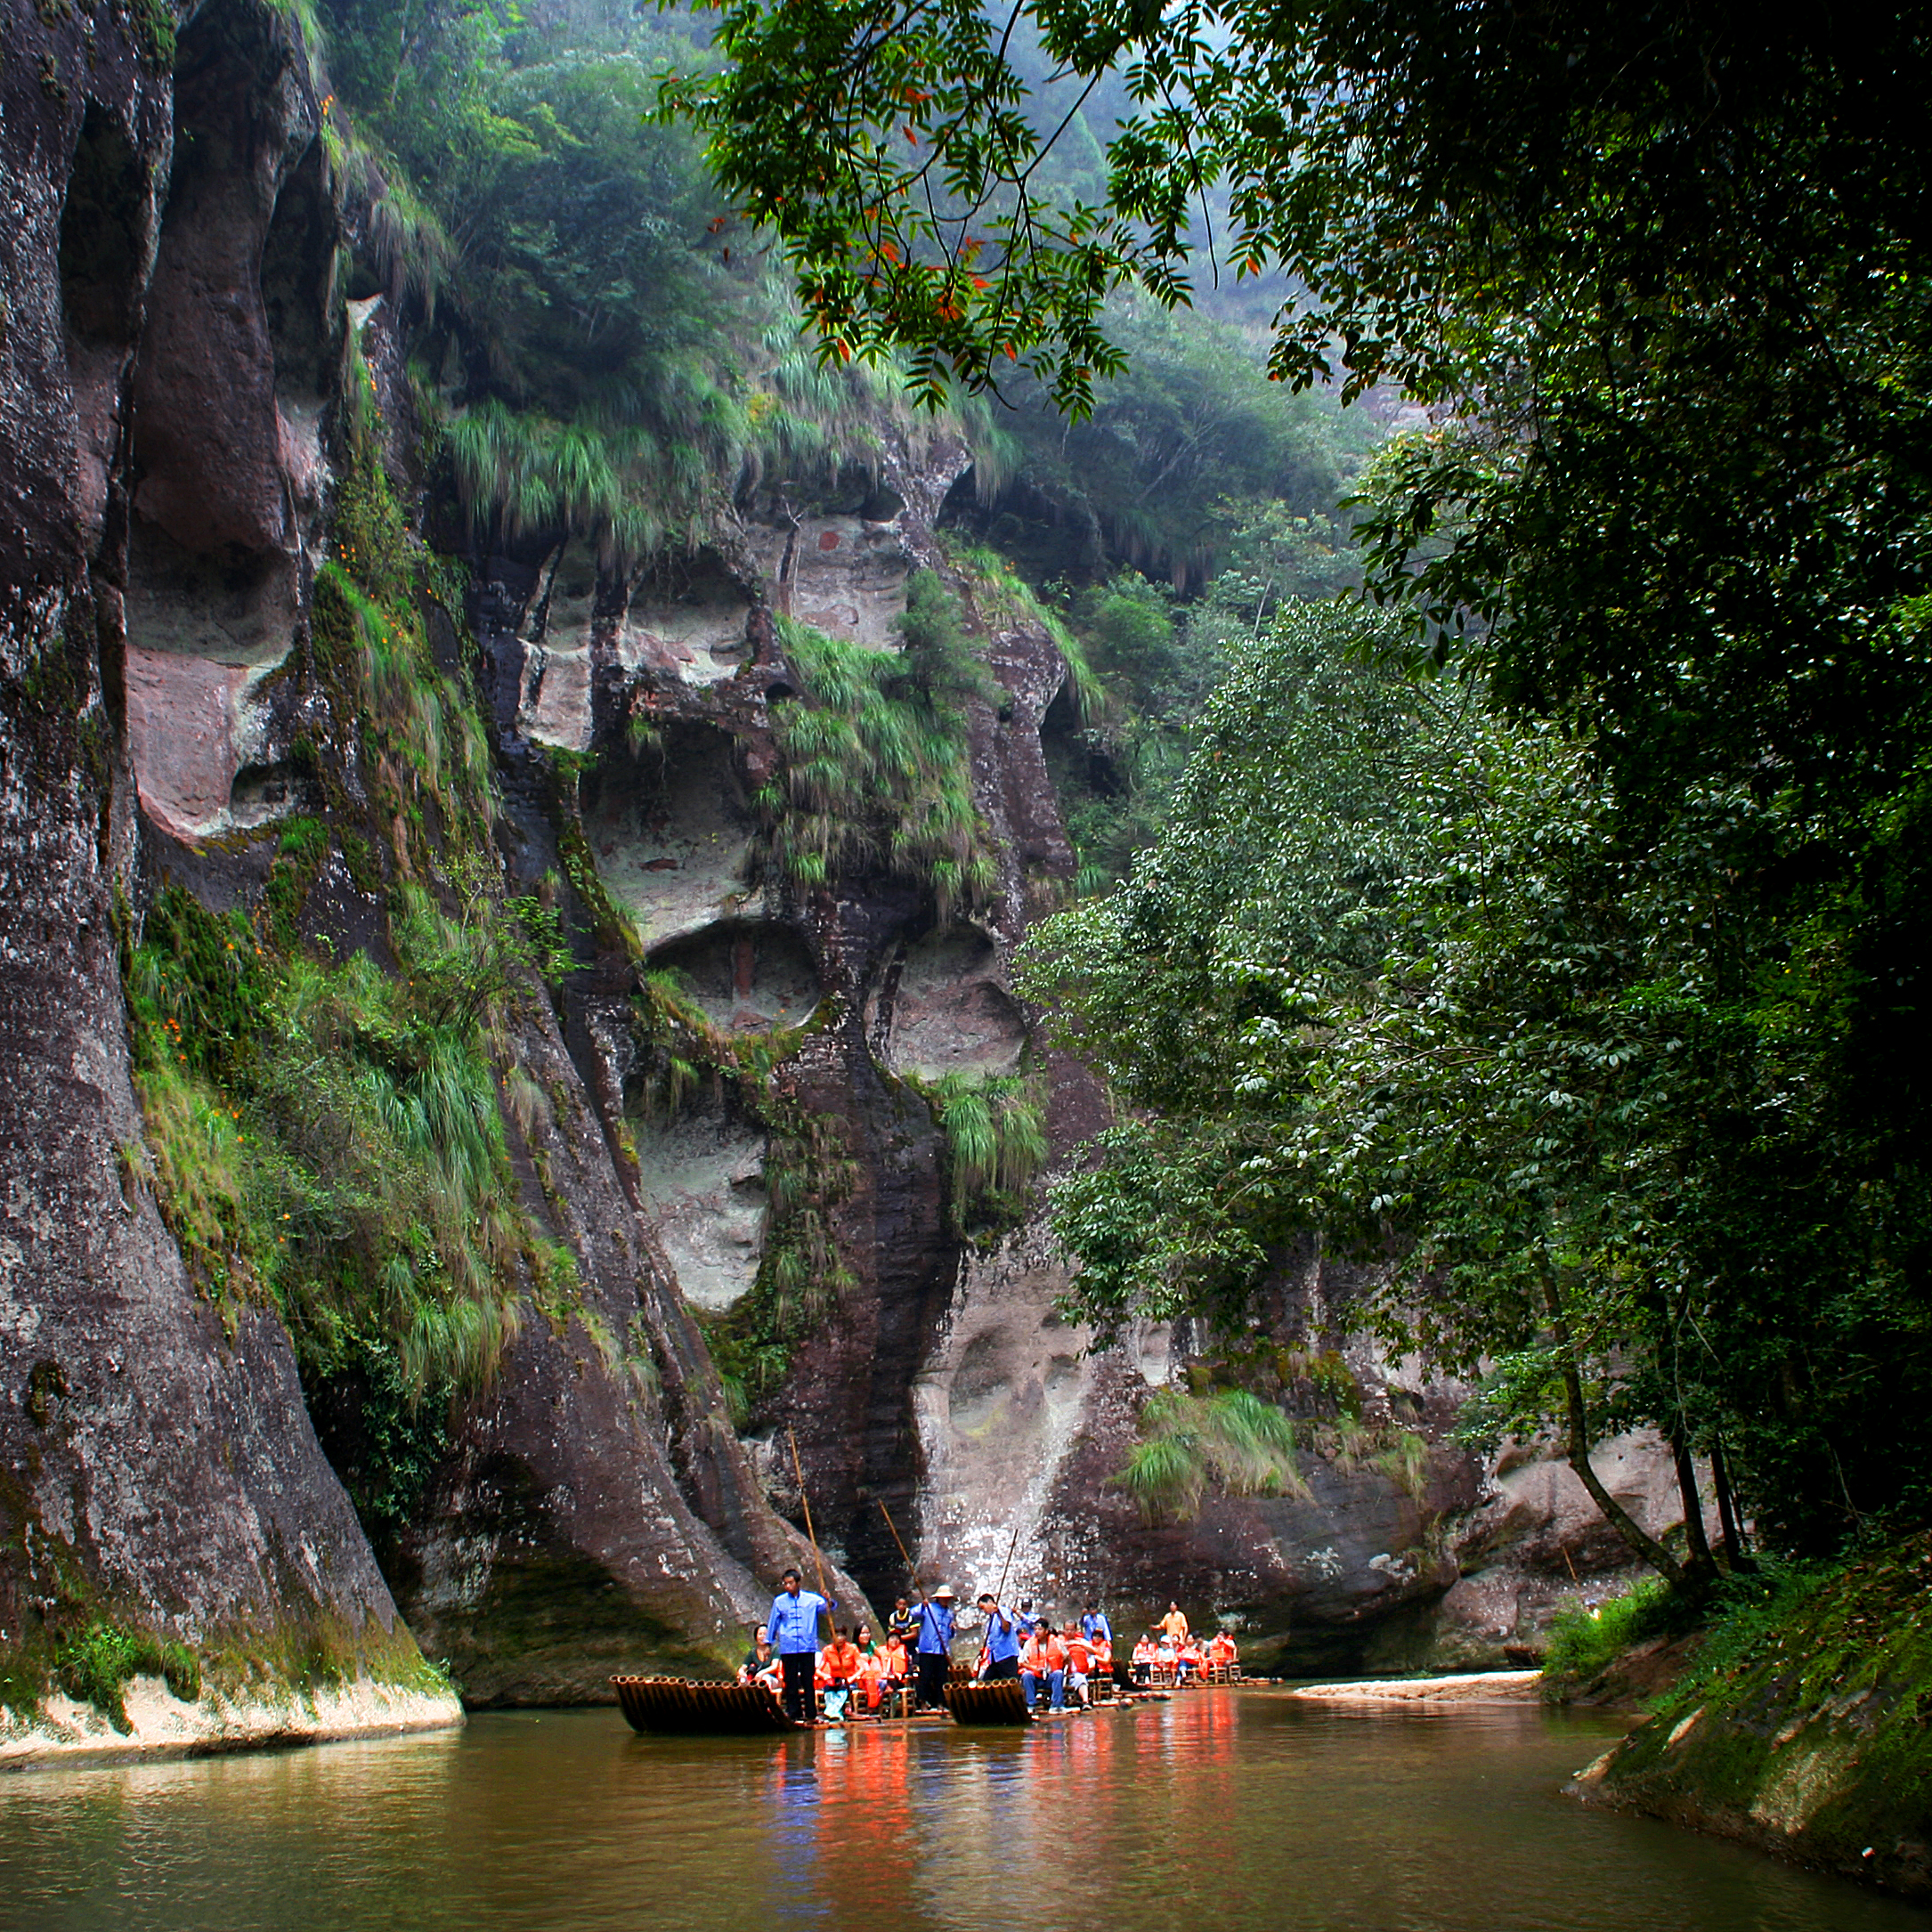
[0,1693,1926,1932]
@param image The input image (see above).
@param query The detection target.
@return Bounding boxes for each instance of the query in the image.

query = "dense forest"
[144,0,1931,1587]
[678,0,1932,1579]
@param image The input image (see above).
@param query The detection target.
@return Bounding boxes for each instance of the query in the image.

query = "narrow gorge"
[2,0,1732,1763]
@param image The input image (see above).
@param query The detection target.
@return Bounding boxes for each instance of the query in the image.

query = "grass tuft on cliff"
[1118,1387,1310,1524]
[761,575,996,914]
[1580,1534,1932,1898]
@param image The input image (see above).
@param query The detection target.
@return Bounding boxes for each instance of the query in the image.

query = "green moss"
[54,1624,202,1732]
[126,0,175,72]
[764,586,997,915]
[263,816,330,950]
[1596,1535,1932,1889]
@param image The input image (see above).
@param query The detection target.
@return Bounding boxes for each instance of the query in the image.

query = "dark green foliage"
[320,1343,454,1538]
[681,0,1932,1563]
[984,302,1378,593]
[1540,1579,1676,1699]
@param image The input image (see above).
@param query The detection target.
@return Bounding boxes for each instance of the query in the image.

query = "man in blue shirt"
[766,1567,834,1725]
[976,1592,1022,1681]
[912,1586,956,1711]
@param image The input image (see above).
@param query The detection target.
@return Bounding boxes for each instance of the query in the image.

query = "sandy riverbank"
[0,1675,463,1770]
[1283,1669,1544,1705]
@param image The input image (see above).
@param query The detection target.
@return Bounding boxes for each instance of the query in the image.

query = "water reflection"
[1,1693,1924,1932]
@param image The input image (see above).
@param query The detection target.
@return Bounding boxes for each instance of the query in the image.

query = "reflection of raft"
[944,1679,1034,1726]
[612,1676,793,1735]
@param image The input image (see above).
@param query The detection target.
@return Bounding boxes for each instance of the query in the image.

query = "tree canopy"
[677,1,1932,1559]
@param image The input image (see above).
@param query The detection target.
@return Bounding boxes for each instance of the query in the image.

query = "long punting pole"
[875,1496,915,1580]
[992,1522,1020,1606]
[787,1425,832,1607]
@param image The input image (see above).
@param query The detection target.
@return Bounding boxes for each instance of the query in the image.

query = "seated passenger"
[1021,1627,1067,1711]
[822,1626,863,1722]
[738,1628,774,1686]
[1062,1623,1092,1707]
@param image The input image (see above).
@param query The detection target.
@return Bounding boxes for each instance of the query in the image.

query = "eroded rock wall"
[0,0,453,1748]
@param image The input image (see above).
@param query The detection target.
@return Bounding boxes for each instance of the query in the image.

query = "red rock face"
[0,0,429,1695]
[128,2,320,561]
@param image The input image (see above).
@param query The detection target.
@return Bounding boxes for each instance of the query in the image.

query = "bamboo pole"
[788,1425,832,1610]
[876,1496,914,1579]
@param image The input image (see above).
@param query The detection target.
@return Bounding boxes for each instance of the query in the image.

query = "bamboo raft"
[943,1679,1034,1726]
[612,1676,793,1735]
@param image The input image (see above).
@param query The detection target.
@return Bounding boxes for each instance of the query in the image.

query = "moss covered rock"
[1572,1534,1932,1900]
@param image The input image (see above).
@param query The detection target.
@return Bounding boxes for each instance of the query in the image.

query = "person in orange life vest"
[1132,1635,1156,1684]
[1090,1631,1114,1687]
[822,1626,864,1722]
[1061,1622,1092,1707]
[881,1633,911,1685]
[1209,1631,1238,1674]
[1021,1625,1067,1710]
[855,1645,888,1712]
[1160,1601,1190,1645]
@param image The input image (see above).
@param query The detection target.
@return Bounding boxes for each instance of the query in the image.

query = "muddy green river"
[1,1692,1924,1930]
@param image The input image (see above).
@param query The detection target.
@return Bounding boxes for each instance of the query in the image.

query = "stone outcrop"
[0,0,456,1749]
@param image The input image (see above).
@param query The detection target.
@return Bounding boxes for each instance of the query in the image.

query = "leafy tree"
[691,0,1932,1558]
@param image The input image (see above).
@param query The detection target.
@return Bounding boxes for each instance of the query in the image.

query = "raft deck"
[943,1679,1034,1726]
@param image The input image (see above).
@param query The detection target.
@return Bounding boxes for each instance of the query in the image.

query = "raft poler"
[912,1585,956,1711]
[767,1566,835,1725]
[976,1592,1022,1682]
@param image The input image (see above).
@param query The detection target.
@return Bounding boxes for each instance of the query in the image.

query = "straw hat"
[932,1585,956,1600]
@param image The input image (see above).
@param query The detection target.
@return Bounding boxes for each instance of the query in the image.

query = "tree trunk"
[1709,1433,1749,1568]
[1539,1267,1686,1587]
[1668,1430,1718,1579]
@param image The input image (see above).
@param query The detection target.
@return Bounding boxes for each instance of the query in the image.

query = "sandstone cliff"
[1,0,1709,1753]
[0,0,456,1756]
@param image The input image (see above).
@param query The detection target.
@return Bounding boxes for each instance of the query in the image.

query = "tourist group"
[745,1569,1241,1725]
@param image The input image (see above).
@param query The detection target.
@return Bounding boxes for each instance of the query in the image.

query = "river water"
[1,1692,1924,1931]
